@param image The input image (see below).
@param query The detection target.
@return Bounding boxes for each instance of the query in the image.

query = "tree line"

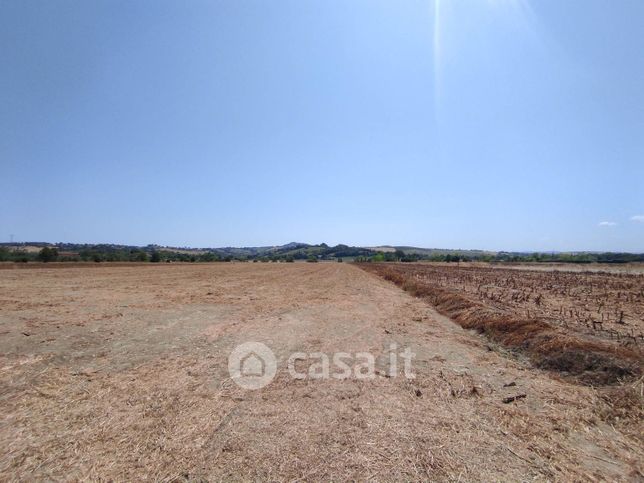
[355,250,644,264]
[1,245,642,264]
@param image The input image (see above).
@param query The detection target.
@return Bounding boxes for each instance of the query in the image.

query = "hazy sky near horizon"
[2,0,643,251]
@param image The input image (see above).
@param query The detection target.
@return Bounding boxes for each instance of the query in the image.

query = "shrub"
[37,247,59,262]
[135,251,148,262]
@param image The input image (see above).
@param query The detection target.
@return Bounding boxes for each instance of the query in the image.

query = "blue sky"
[1,0,643,251]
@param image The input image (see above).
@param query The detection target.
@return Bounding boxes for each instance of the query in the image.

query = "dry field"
[359,263,643,385]
[378,262,644,344]
[1,263,643,481]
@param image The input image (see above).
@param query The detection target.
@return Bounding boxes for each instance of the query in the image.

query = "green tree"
[200,252,217,262]
[150,251,161,263]
[37,247,59,262]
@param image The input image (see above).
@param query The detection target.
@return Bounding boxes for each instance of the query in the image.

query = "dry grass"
[1,263,643,480]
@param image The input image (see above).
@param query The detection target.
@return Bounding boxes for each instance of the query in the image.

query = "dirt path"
[0,264,641,480]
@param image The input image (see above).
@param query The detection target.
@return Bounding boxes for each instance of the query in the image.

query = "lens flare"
[433,0,442,121]
[431,0,540,123]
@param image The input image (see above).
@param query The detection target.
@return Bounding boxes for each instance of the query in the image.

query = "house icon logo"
[228,342,276,390]
[240,351,265,377]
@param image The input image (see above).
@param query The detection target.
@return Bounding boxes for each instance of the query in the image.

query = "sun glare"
[431,0,539,121]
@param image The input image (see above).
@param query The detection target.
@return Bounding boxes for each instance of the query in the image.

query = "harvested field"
[1,263,643,480]
[358,263,643,384]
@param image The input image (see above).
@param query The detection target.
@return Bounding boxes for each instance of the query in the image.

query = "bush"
[37,247,58,262]
[200,253,218,262]
[150,251,161,263]
[132,251,148,262]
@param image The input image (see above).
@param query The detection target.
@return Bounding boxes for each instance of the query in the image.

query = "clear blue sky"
[2,0,643,251]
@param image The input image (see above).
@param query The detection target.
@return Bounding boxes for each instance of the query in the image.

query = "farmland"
[361,263,644,346]
[358,263,643,384]
[0,263,643,480]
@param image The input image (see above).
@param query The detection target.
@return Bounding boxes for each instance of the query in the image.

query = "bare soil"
[0,263,642,481]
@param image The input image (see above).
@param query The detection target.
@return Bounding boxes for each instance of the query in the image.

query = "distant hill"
[213,243,373,260]
[0,241,372,262]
